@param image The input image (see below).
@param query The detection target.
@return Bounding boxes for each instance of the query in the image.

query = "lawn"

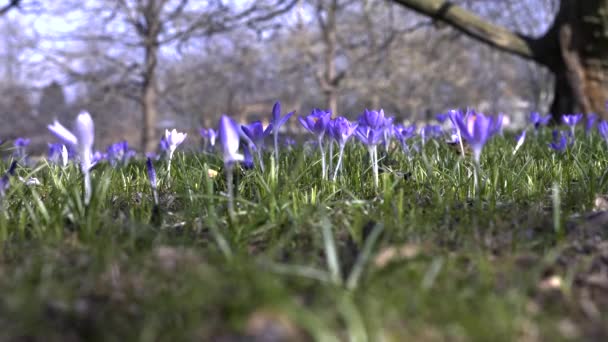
[0,121,607,341]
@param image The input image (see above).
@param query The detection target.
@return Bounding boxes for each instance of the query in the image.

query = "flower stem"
[328,140,334,177]
[369,146,379,188]
[318,137,326,180]
[332,144,345,181]
[167,151,174,180]
[83,170,91,206]
[457,129,465,158]
[274,132,279,172]
[226,163,235,219]
[257,149,265,173]
[81,153,92,206]
[473,156,482,198]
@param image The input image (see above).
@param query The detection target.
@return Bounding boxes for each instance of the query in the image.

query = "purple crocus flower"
[421,124,443,145]
[199,128,217,147]
[436,113,449,123]
[241,121,272,171]
[48,143,66,166]
[92,151,106,165]
[381,116,395,152]
[299,109,331,137]
[355,124,383,146]
[530,112,551,131]
[107,141,136,166]
[283,137,296,148]
[448,109,469,157]
[146,157,159,205]
[358,109,386,130]
[13,137,30,159]
[241,121,273,151]
[599,120,608,145]
[14,138,30,148]
[453,112,500,164]
[355,124,384,188]
[330,117,358,181]
[549,130,570,152]
[562,114,583,137]
[299,109,331,179]
[393,124,416,156]
[242,144,254,170]
[270,101,294,165]
[562,114,583,127]
[586,114,598,135]
[490,114,505,136]
[330,117,358,146]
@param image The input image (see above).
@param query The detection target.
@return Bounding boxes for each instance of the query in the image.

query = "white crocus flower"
[164,129,187,179]
[48,111,95,205]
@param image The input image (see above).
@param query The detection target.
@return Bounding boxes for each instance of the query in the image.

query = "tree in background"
[44,0,297,152]
[38,81,67,122]
[391,0,608,119]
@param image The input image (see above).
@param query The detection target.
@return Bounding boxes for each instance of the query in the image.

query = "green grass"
[0,128,607,341]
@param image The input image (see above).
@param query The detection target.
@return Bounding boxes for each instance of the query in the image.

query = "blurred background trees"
[0,0,592,152]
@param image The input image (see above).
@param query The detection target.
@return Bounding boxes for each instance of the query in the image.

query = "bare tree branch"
[390,0,547,63]
[0,0,20,16]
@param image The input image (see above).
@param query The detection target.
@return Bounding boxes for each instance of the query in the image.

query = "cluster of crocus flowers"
[25,101,608,215]
[48,111,95,205]
[107,140,136,166]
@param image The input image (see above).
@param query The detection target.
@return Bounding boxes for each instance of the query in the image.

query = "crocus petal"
[146,157,157,190]
[278,111,294,127]
[48,120,78,146]
[272,101,281,123]
[219,115,244,163]
[75,111,95,149]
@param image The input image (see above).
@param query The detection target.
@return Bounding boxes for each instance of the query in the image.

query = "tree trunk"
[316,0,340,116]
[140,0,162,153]
[324,0,338,115]
[391,0,608,119]
[547,0,608,118]
[142,42,159,152]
